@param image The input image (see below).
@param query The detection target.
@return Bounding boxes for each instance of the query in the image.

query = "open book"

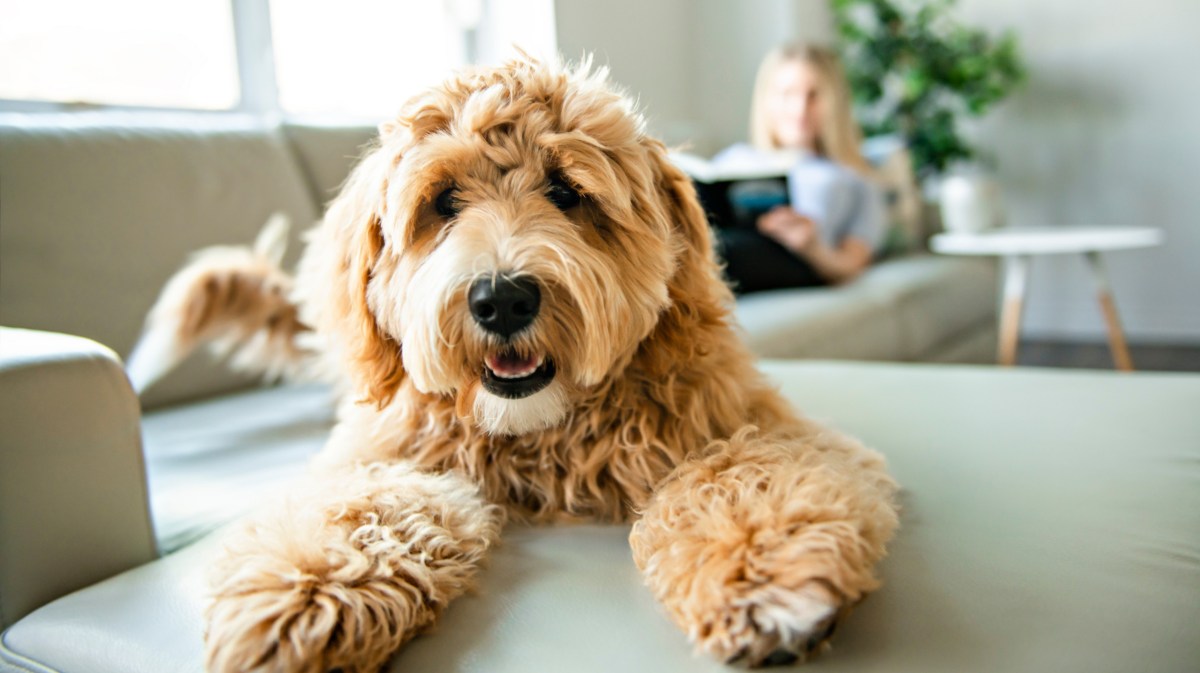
[669,151,795,230]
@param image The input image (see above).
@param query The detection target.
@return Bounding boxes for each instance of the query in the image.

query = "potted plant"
[832,0,1025,234]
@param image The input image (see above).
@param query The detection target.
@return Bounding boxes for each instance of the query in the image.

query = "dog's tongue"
[486,351,541,379]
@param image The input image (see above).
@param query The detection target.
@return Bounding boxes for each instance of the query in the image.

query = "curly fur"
[139,55,900,670]
[206,463,502,673]
[630,426,899,664]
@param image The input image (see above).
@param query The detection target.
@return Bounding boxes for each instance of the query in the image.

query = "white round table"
[930,226,1163,370]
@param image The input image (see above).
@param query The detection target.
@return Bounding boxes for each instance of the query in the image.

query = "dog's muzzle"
[470,275,556,399]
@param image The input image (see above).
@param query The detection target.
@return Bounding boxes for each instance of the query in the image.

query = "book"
[670,151,794,230]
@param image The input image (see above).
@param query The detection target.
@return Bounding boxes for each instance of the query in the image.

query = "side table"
[931,226,1163,370]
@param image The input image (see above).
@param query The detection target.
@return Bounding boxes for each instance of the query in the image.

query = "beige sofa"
[0,115,1071,671]
[2,116,1196,670]
[2,331,1196,672]
[0,114,996,414]
[0,114,998,553]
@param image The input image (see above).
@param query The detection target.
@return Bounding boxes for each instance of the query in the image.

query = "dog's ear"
[643,140,733,306]
[300,146,406,407]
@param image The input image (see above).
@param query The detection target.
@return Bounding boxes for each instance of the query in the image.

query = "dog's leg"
[204,460,502,673]
[630,425,899,667]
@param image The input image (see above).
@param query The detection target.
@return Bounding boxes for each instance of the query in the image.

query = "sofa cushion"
[735,255,996,362]
[0,114,320,409]
[4,361,1196,673]
[736,283,904,361]
[852,254,998,360]
[140,383,335,554]
[920,322,998,364]
[282,123,377,209]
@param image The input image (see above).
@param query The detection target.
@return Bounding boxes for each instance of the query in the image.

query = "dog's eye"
[545,176,581,211]
[435,187,462,219]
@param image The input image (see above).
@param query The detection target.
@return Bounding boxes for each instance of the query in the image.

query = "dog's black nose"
[469,275,541,338]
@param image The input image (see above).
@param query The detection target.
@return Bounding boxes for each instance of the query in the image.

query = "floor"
[1017,340,1200,373]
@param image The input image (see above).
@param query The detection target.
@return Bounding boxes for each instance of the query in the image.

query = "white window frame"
[231,0,279,115]
[0,0,482,117]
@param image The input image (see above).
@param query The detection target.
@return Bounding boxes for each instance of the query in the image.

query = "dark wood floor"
[1017,340,1200,373]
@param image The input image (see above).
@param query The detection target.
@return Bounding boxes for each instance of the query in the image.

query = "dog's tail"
[126,214,320,393]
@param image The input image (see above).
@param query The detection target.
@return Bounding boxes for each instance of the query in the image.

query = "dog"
[130,56,899,672]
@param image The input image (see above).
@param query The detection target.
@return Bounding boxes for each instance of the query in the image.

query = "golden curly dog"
[131,56,898,672]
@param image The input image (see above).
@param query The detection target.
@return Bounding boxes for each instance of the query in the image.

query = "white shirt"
[712,143,885,252]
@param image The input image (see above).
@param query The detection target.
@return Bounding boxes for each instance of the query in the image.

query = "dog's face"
[305,58,722,436]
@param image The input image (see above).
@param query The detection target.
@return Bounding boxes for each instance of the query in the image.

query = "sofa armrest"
[0,328,157,628]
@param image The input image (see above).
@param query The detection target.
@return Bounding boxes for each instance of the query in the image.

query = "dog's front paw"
[205,570,411,673]
[202,463,502,672]
[699,580,842,668]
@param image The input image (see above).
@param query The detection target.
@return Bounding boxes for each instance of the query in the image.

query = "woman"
[714,44,884,293]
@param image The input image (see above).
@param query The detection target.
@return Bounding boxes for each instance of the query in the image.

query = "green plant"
[832,0,1025,179]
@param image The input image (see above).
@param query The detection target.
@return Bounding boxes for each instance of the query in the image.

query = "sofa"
[0,114,1037,669]
[2,330,1197,672]
[0,114,997,411]
[0,114,998,554]
[0,116,997,398]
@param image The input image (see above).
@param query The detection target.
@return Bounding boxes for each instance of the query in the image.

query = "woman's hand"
[756,207,819,255]
[756,206,874,285]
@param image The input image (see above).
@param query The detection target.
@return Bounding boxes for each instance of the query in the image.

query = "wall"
[554,0,697,145]
[958,0,1200,342]
[555,0,834,153]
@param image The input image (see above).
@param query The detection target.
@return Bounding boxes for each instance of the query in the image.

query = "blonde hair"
[749,44,872,176]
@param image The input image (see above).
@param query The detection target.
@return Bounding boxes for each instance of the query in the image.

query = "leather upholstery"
[3,360,1197,672]
[0,328,157,629]
[141,383,335,553]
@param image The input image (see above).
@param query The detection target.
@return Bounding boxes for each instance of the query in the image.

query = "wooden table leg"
[998,255,1030,366]
[1083,251,1135,371]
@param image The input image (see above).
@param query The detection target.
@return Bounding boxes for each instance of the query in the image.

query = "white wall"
[556,0,1200,343]
[955,0,1200,342]
[555,0,834,153]
[554,0,697,145]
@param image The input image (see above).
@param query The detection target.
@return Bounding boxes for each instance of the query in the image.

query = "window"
[0,0,556,119]
[0,0,240,110]
[269,0,468,119]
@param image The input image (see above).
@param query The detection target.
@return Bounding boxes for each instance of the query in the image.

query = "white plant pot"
[939,173,1005,233]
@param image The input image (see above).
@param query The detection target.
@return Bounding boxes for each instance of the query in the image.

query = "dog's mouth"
[481,349,556,399]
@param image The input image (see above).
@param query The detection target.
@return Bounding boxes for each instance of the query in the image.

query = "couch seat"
[4,361,1197,673]
[736,255,997,361]
[141,384,335,553]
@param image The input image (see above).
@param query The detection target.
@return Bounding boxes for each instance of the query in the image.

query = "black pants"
[714,228,827,295]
